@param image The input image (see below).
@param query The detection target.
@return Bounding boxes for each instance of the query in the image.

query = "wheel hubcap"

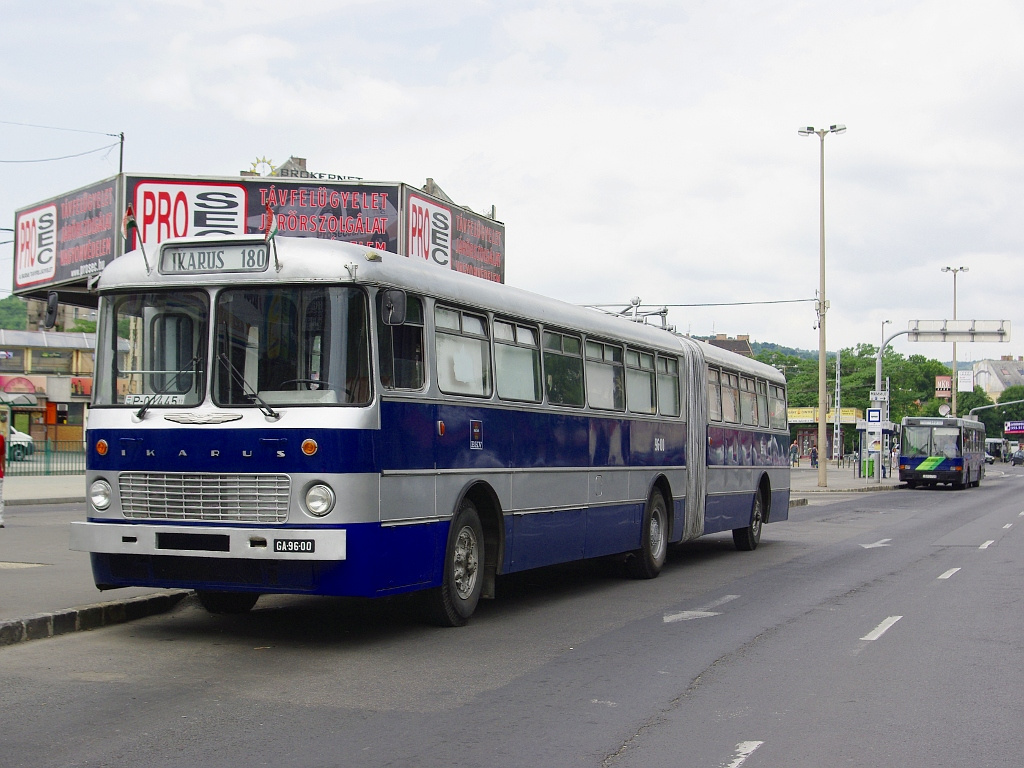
[651,509,666,559]
[452,525,479,600]
[752,496,763,537]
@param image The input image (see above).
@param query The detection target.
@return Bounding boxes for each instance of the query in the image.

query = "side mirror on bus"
[380,289,407,326]
[43,292,60,329]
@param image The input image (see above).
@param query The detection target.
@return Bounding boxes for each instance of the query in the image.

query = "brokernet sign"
[130,181,247,248]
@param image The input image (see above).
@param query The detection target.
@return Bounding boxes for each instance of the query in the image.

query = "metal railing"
[5,440,86,476]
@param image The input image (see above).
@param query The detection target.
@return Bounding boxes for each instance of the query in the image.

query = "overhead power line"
[588,298,816,309]
[0,119,120,138]
[0,141,120,164]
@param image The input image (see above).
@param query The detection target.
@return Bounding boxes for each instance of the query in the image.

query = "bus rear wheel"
[733,489,765,551]
[628,490,668,579]
[196,591,259,614]
[425,498,484,627]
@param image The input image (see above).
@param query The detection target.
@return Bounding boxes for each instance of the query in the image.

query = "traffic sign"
[908,319,1010,343]
[869,390,889,401]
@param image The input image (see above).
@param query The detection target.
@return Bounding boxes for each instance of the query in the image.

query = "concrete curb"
[799,483,902,494]
[0,591,192,647]
[6,497,86,507]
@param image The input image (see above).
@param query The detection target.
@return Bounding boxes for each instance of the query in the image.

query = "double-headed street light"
[799,124,846,487]
[941,266,968,415]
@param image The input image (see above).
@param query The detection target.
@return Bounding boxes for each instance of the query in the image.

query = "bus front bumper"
[70,521,347,561]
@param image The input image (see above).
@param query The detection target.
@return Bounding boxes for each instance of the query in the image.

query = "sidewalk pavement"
[789,463,902,495]
[1,474,189,647]
[0,466,902,647]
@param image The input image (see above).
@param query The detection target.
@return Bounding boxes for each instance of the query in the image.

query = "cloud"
[2,0,1024,363]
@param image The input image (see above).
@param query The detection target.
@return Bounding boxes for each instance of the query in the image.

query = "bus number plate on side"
[274,539,315,554]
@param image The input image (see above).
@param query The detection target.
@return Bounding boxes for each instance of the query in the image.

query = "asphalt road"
[1,468,1022,767]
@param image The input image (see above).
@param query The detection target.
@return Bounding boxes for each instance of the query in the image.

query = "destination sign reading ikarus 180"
[160,243,270,274]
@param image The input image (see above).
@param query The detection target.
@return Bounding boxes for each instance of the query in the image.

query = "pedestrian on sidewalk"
[790,440,799,468]
[810,445,818,469]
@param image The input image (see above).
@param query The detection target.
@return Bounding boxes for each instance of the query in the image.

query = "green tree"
[995,386,1024,424]
[0,295,27,330]
[68,318,97,333]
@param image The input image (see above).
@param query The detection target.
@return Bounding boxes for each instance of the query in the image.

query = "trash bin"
[862,459,874,477]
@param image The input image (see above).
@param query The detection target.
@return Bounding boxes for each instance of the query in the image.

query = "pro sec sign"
[131,181,248,248]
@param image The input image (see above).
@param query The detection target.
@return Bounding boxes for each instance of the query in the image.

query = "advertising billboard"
[13,172,505,298]
[13,176,118,291]
[404,188,504,283]
[124,176,400,254]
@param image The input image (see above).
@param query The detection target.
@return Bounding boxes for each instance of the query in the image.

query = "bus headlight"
[90,479,112,511]
[305,484,336,517]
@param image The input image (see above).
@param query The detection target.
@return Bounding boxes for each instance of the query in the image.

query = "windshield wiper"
[135,356,201,420]
[218,353,280,420]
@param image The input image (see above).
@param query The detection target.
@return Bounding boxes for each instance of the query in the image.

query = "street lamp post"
[875,319,891,482]
[941,266,968,415]
[799,124,846,487]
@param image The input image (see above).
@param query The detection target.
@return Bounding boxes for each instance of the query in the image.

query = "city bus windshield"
[214,286,371,407]
[902,425,961,458]
[93,290,208,408]
[93,286,372,408]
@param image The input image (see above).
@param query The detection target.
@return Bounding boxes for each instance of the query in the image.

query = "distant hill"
[750,341,818,360]
[750,339,979,366]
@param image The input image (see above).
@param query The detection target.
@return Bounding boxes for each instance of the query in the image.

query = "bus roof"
[100,235,784,385]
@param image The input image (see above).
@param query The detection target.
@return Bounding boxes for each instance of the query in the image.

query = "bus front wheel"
[196,591,259,614]
[733,489,765,551]
[426,498,484,627]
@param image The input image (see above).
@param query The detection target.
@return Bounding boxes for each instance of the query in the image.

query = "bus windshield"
[902,425,961,458]
[214,286,371,407]
[94,286,372,408]
[94,290,209,408]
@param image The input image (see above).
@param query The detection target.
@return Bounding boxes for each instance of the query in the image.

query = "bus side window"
[721,372,740,424]
[657,356,681,417]
[769,384,787,429]
[378,294,424,390]
[494,320,541,402]
[543,331,584,407]
[434,306,491,397]
[585,340,624,411]
[739,376,757,426]
[756,381,769,427]
[625,349,656,414]
[707,368,723,422]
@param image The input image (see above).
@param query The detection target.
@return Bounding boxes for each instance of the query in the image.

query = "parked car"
[7,427,34,461]
[1012,450,1024,467]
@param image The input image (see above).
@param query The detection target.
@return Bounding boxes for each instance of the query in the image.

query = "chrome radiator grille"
[119,473,291,523]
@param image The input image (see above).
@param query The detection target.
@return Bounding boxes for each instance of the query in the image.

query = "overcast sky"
[3,0,1023,363]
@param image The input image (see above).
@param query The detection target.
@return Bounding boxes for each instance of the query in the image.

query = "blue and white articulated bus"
[70,235,790,626]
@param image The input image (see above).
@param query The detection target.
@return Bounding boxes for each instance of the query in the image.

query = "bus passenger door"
[377,399,439,590]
